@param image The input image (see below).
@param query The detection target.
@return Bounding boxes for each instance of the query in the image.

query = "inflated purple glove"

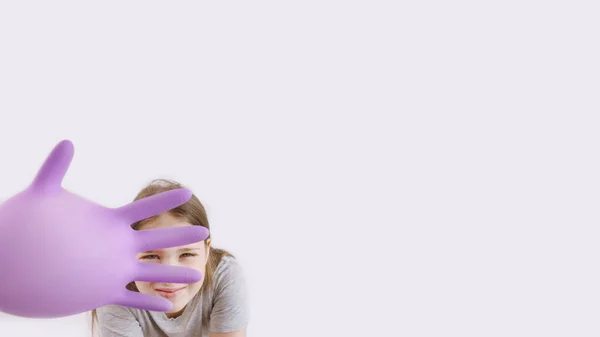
[0,140,209,318]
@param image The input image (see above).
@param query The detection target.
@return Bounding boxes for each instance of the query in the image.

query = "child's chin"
[166,302,185,313]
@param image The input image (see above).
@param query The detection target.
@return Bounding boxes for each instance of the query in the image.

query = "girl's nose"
[161,256,180,266]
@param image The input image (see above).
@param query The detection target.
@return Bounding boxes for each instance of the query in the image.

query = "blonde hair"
[91,179,232,335]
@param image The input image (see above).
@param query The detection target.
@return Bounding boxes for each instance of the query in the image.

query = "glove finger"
[115,188,192,223]
[134,262,203,284]
[135,226,209,252]
[31,140,74,191]
[114,290,173,312]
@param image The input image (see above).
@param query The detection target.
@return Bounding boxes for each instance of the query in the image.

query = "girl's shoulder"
[215,254,240,271]
[202,254,250,332]
[212,254,245,287]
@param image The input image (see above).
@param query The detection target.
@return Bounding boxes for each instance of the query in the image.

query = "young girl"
[91,179,249,337]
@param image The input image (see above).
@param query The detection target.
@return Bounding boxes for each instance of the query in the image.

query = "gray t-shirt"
[96,255,249,337]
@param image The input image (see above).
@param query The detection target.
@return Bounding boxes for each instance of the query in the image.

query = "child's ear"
[205,238,211,257]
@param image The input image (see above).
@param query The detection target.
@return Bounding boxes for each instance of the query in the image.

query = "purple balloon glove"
[0,140,209,318]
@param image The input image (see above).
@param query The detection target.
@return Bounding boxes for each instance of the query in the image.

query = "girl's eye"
[181,253,197,258]
[139,253,196,260]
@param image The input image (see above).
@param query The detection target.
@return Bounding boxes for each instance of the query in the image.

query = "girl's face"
[134,213,209,318]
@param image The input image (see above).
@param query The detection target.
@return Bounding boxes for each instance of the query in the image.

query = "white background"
[0,1,599,336]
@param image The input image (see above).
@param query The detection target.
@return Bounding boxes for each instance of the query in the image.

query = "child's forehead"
[139,240,205,254]
[142,244,204,254]
[140,213,192,230]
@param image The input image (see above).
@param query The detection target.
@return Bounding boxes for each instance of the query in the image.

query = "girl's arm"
[208,257,250,336]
